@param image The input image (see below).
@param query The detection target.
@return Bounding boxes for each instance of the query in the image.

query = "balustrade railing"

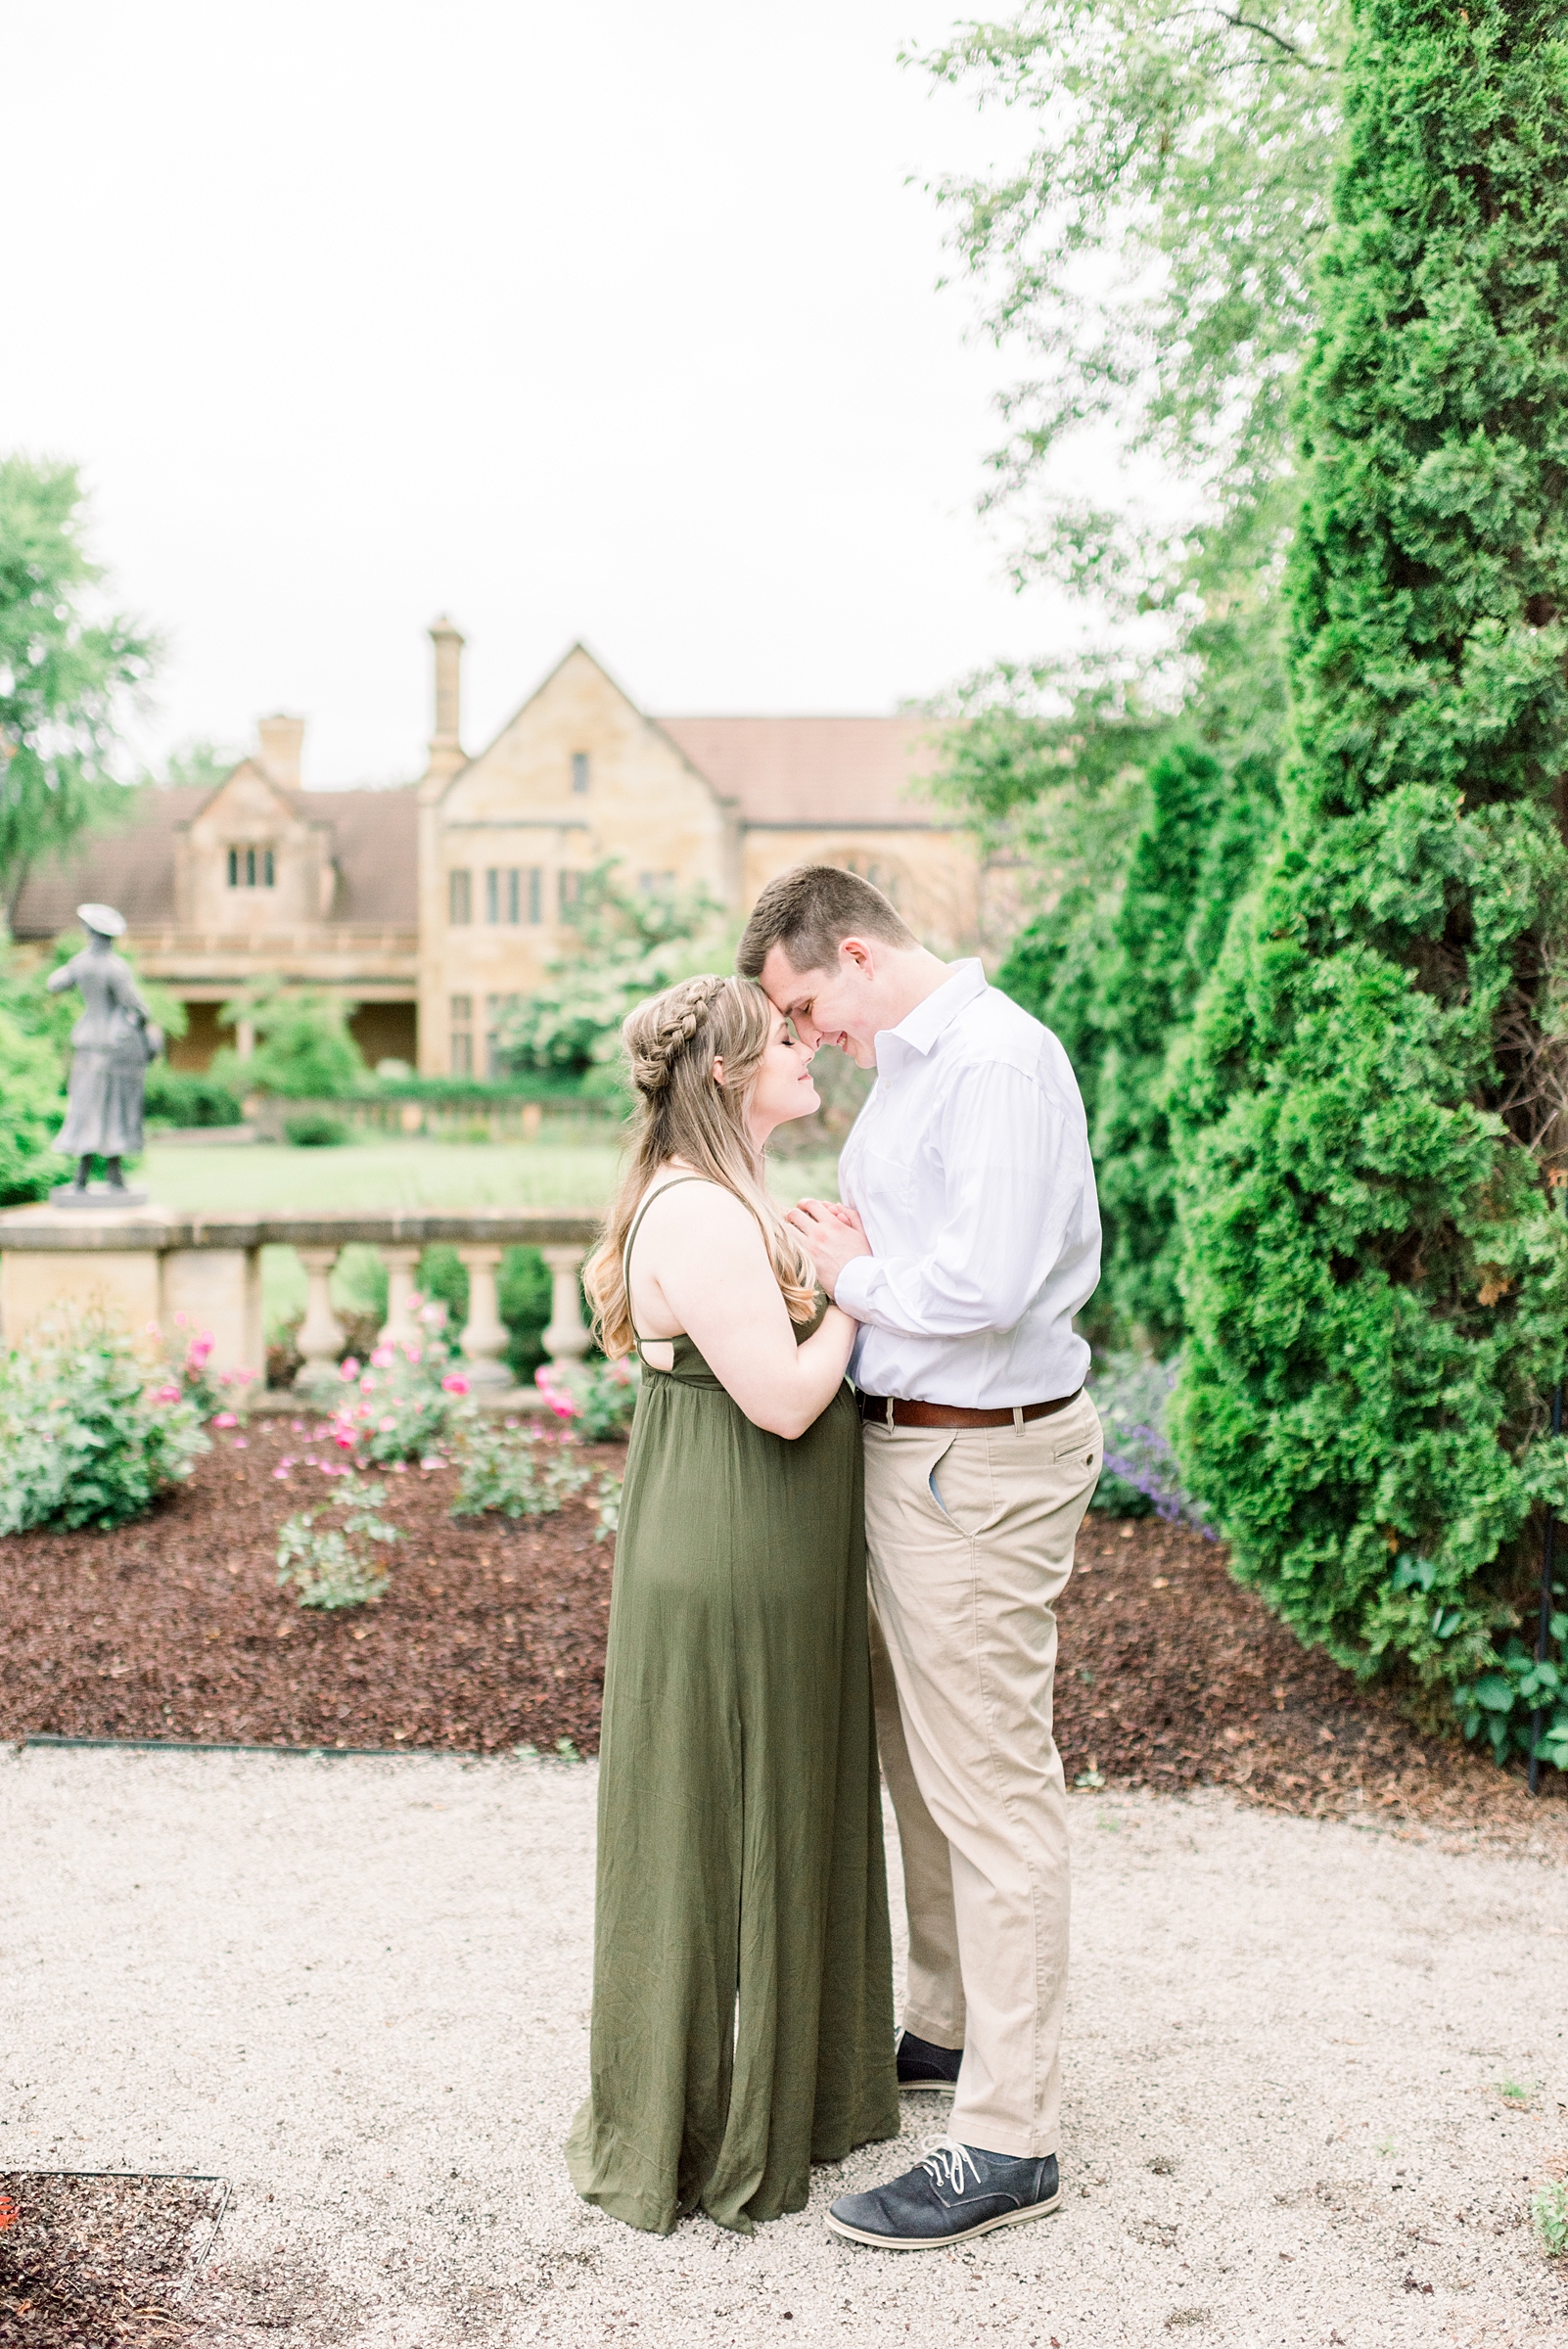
[0,1205,601,1404]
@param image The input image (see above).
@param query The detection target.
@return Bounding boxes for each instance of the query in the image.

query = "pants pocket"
[926,1437,991,1538]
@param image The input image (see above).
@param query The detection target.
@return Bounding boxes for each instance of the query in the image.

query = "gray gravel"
[1,1743,1564,2348]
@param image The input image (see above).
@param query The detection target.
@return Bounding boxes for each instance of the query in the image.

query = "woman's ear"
[713,1054,725,1087]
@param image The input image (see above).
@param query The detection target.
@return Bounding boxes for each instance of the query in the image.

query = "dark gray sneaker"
[827,2137,1060,2249]
[896,2029,962,2093]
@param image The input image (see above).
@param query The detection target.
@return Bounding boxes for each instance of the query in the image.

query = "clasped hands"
[785,1197,871,1302]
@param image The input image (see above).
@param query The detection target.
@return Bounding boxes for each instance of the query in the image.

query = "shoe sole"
[897,2077,957,2094]
[826,2191,1061,2251]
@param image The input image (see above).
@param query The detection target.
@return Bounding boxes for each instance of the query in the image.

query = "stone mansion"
[11,622,987,1078]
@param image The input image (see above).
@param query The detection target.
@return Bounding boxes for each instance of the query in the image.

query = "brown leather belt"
[855,1388,1083,1430]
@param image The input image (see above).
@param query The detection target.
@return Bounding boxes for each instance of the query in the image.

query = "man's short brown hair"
[736,863,917,981]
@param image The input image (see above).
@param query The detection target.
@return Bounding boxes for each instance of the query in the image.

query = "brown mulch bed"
[1061,1513,1564,1847]
[0,1418,617,1760]
[0,2172,225,2348]
[1,1420,1561,1847]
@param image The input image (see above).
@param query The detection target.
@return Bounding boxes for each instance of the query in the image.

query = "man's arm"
[798,1062,1084,1339]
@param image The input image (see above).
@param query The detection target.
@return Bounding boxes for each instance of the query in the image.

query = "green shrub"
[994,883,1113,1134]
[0,1313,208,1531]
[276,1480,400,1609]
[284,1111,349,1148]
[1533,2179,1568,2260]
[451,1417,622,1540]
[0,1008,65,1206]
[416,1245,469,1332]
[143,1065,244,1128]
[1093,747,1277,1352]
[213,990,367,1099]
[499,1246,552,1380]
[1172,0,1568,1766]
[451,1421,592,1519]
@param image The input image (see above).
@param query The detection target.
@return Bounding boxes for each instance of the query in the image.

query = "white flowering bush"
[276,1479,401,1609]
[0,1313,208,1533]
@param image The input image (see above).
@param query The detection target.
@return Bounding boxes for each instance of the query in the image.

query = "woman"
[565,974,899,2235]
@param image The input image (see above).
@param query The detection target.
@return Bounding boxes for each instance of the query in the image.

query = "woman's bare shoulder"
[636,1176,761,1247]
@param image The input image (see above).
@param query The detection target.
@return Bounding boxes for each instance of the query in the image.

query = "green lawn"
[141,1137,841,1216]
[136,1138,841,1340]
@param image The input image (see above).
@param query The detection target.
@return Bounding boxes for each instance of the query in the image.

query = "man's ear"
[838,936,875,977]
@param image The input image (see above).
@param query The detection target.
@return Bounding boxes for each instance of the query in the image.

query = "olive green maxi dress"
[565,1179,899,2235]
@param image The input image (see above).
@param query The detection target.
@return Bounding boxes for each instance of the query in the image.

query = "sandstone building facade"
[11,622,983,1076]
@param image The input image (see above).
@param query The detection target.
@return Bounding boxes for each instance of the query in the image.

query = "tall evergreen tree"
[1173,0,1568,1759]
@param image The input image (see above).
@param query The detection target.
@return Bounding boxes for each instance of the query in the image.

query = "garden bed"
[0,2171,225,2348]
[0,1420,1558,1841]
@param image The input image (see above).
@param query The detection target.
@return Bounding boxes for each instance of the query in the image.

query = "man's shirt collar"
[876,959,987,1068]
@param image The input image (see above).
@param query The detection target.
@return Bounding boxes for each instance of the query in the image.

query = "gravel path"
[2,1744,1563,2347]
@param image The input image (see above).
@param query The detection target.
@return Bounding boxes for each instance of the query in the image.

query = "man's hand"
[786,1197,871,1302]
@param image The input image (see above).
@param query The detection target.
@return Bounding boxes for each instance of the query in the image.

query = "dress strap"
[623,1174,715,1345]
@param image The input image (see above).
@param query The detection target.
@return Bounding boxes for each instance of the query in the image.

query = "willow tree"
[1173,0,1568,1768]
[0,457,156,924]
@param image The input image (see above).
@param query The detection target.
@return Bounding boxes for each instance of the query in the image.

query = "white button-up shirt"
[833,959,1100,1407]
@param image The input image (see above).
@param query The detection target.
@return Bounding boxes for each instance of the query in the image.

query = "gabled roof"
[8,783,418,938]
[442,640,739,814]
[8,789,208,937]
[655,714,942,827]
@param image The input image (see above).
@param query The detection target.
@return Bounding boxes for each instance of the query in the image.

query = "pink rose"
[370,1346,394,1369]
[441,1373,470,1396]
[340,1358,360,1380]
[153,1382,181,1404]
[213,1411,239,1428]
[380,1415,396,1432]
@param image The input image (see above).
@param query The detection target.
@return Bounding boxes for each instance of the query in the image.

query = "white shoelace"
[920,2137,985,2197]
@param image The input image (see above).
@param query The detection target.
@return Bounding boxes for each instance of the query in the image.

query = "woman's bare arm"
[631,1181,858,1441]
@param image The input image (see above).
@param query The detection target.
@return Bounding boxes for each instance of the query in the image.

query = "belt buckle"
[885,1396,896,1432]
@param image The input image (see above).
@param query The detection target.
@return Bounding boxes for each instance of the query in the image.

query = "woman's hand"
[785,1198,871,1304]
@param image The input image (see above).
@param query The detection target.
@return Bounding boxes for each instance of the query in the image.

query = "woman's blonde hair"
[584,974,818,1358]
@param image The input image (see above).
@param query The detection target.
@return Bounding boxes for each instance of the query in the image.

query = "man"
[737,865,1102,2252]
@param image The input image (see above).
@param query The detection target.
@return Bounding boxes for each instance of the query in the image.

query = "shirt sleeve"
[832,1061,1082,1340]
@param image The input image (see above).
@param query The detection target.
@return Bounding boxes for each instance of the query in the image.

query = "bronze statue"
[48,903,162,1205]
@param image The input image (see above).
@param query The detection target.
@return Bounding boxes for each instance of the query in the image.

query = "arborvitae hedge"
[1172,0,1568,1763]
[1093,746,1285,1351]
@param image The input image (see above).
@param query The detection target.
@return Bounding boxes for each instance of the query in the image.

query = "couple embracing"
[564,865,1103,2251]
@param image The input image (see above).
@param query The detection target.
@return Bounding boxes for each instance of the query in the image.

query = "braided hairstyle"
[623,974,730,1101]
[585,973,818,1358]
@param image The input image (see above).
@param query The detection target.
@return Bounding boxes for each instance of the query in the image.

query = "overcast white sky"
[4,0,1079,789]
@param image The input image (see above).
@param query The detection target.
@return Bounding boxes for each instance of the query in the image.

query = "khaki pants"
[863,1393,1101,2159]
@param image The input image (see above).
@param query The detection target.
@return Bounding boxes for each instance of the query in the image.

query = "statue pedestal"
[51,1185,151,1209]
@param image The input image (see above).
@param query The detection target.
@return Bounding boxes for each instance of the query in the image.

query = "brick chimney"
[257,714,305,791]
[427,616,465,784]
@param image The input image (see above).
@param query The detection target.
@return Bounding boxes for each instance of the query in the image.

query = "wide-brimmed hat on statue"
[76,902,126,937]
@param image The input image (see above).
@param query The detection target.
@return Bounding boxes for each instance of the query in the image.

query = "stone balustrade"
[0,1204,601,1403]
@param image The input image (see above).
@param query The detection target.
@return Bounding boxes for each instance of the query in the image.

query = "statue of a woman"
[48,903,163,1203]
